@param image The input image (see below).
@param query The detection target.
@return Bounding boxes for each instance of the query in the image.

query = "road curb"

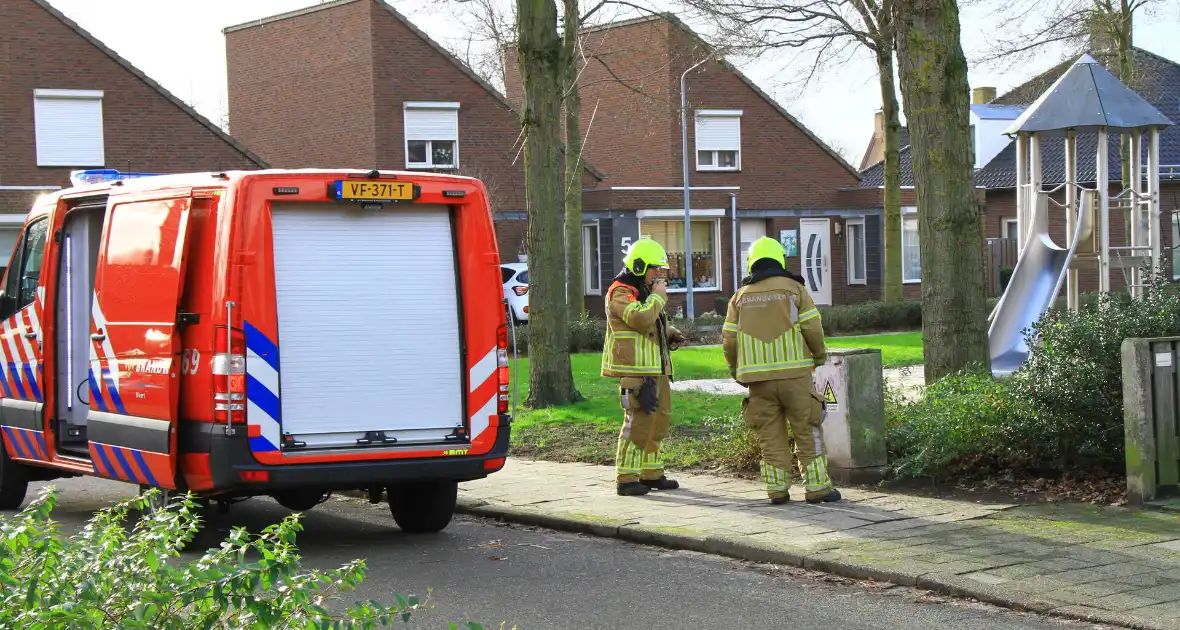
[453,497,1166,630]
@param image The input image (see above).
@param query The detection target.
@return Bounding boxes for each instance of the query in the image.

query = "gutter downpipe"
[730,193,738,293]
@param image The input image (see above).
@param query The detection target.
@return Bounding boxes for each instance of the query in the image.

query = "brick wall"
[225,0,377,169]
[368,2,527,211]
[3,0,263,191]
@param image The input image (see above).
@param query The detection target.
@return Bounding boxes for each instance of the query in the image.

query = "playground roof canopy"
[1004,53,1174,136]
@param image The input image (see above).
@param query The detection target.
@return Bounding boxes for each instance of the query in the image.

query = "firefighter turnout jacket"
[722,274,827,383]
[601,281,674,378]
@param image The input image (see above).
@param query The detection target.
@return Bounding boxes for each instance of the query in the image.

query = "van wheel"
[138,485,209,550]
[388,481,457,533]
[272,490,328,512]
[0,443,29,510]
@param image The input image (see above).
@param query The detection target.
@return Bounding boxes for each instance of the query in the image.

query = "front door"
[799,219,832,305]
[0,217,50,463]
[87,192,194,490]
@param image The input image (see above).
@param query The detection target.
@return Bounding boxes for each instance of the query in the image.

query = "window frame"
[403,102,460,170]
[846,217,867,285]
[1003,218,1019,241]
[1171,212,1180,281]
[694,109,742,172]
[582,221,602,296]
[637,217,723,293]
[3,217,49,314]
[33,89,105,167]
[901,208,921,284]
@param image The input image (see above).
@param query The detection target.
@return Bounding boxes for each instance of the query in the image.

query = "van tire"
[388,481,457,533]
[0,444,29,510]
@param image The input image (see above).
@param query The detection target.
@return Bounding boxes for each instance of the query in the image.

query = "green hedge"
[887,270,1180,480]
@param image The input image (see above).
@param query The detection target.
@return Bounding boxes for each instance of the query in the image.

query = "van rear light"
[214,326,246,424]
[497,325,510,414]
[484,457,506,471]
[239,470,269,482]
[512,286,528,296]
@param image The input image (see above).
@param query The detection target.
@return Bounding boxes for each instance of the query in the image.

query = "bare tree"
[444,0,518,89]
[679,0,907,302]
[894,0,991,381]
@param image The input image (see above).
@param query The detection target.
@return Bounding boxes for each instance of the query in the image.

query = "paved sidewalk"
[672,365,927,401]
[460,460,1180,630]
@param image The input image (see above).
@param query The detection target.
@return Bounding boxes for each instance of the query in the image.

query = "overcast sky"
[43,0,1180,165]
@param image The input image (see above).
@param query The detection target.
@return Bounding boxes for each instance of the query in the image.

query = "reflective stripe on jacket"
[722,275,827,383]
[601,281,673,378]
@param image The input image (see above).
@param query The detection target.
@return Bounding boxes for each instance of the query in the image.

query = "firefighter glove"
[638,377,660,414]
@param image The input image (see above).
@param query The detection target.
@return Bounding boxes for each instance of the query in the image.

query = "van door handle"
[91,333,106,341]
[23,331,37,339]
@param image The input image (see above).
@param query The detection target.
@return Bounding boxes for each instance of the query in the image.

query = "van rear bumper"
[199,418,511,493]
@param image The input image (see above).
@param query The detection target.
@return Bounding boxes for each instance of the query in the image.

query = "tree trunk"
[517,0,580,406]
[877,47,904,302]
[894,0,991,383]
[562,0,586,322]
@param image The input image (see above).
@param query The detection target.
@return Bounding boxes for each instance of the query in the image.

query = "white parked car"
[501,262,529,324]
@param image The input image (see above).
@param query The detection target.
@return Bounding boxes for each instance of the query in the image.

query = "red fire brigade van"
[0,168,511,534]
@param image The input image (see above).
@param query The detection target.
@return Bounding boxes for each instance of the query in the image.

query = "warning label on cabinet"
[822,381,838,412]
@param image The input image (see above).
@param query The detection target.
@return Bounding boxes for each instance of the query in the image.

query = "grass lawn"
[505,330,923,469]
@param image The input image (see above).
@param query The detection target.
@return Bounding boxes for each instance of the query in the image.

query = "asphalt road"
[21,477,1109,630]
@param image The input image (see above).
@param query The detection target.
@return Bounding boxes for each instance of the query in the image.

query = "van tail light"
[497,325,510,414]
[512,286,528,296]
[213,325,246,424]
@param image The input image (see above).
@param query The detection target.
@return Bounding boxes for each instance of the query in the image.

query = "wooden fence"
[984,238,1019,297]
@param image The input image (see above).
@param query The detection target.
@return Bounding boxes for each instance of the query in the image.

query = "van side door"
[0,216,50,462]
[87,191,194,489]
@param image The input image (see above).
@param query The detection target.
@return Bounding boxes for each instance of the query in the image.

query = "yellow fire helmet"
[623,237,669,275]
[747,236,786,273]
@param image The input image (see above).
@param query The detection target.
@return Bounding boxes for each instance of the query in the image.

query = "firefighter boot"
[642,476,679,490]
[617,481,651,496]
[806,488,842,504]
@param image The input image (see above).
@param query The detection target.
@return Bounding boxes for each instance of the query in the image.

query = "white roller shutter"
[404,104,459,141]
[34,90,105,167]
[268,203,464,448]
[695,111,741,151]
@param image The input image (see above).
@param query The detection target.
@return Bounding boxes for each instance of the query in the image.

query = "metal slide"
[988,191,1094,377]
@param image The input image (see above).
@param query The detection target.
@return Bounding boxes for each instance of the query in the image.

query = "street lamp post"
[680,51,726,320]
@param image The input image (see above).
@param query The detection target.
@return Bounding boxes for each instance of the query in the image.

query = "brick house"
[0,0,267,278]
[223,0,606,270]
[504,14,883,315]
[856,47,1180,295]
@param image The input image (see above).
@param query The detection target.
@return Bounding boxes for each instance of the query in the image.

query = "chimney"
[972,87,996,104]
[873,109,884,136]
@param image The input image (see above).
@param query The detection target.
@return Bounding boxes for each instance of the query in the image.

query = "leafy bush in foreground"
[0,487,423,629]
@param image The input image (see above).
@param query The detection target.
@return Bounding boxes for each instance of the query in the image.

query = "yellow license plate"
[335,180,415,201]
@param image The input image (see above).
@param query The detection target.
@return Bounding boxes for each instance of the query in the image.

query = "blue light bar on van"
[69,169,162,187]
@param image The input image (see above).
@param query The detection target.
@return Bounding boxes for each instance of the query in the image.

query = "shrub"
[818,300,923,335]
[886,266,1180,479]
[0,487,435,629]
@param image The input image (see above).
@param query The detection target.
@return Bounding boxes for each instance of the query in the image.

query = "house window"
[901,211,921,283]
[1172,213,1180,280]
[33,89,105,167]
[639,219,720,291]
[582,222,601,295]
[1003,218,1019,240]
[847,218,866,284]
[695,109,741,171]
[404,102,459,169]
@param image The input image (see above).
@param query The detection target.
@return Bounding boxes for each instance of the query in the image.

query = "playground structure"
[988,53,1175,377]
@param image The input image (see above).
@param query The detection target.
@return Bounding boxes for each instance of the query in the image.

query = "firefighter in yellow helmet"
[722,236,841,505]
[601,237,686,496]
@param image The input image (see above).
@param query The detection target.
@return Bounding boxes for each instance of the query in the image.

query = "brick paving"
[461,459,1180,629]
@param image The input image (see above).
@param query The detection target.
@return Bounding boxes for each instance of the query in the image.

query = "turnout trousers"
[742,377,833,501]
[614,376,672,484]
